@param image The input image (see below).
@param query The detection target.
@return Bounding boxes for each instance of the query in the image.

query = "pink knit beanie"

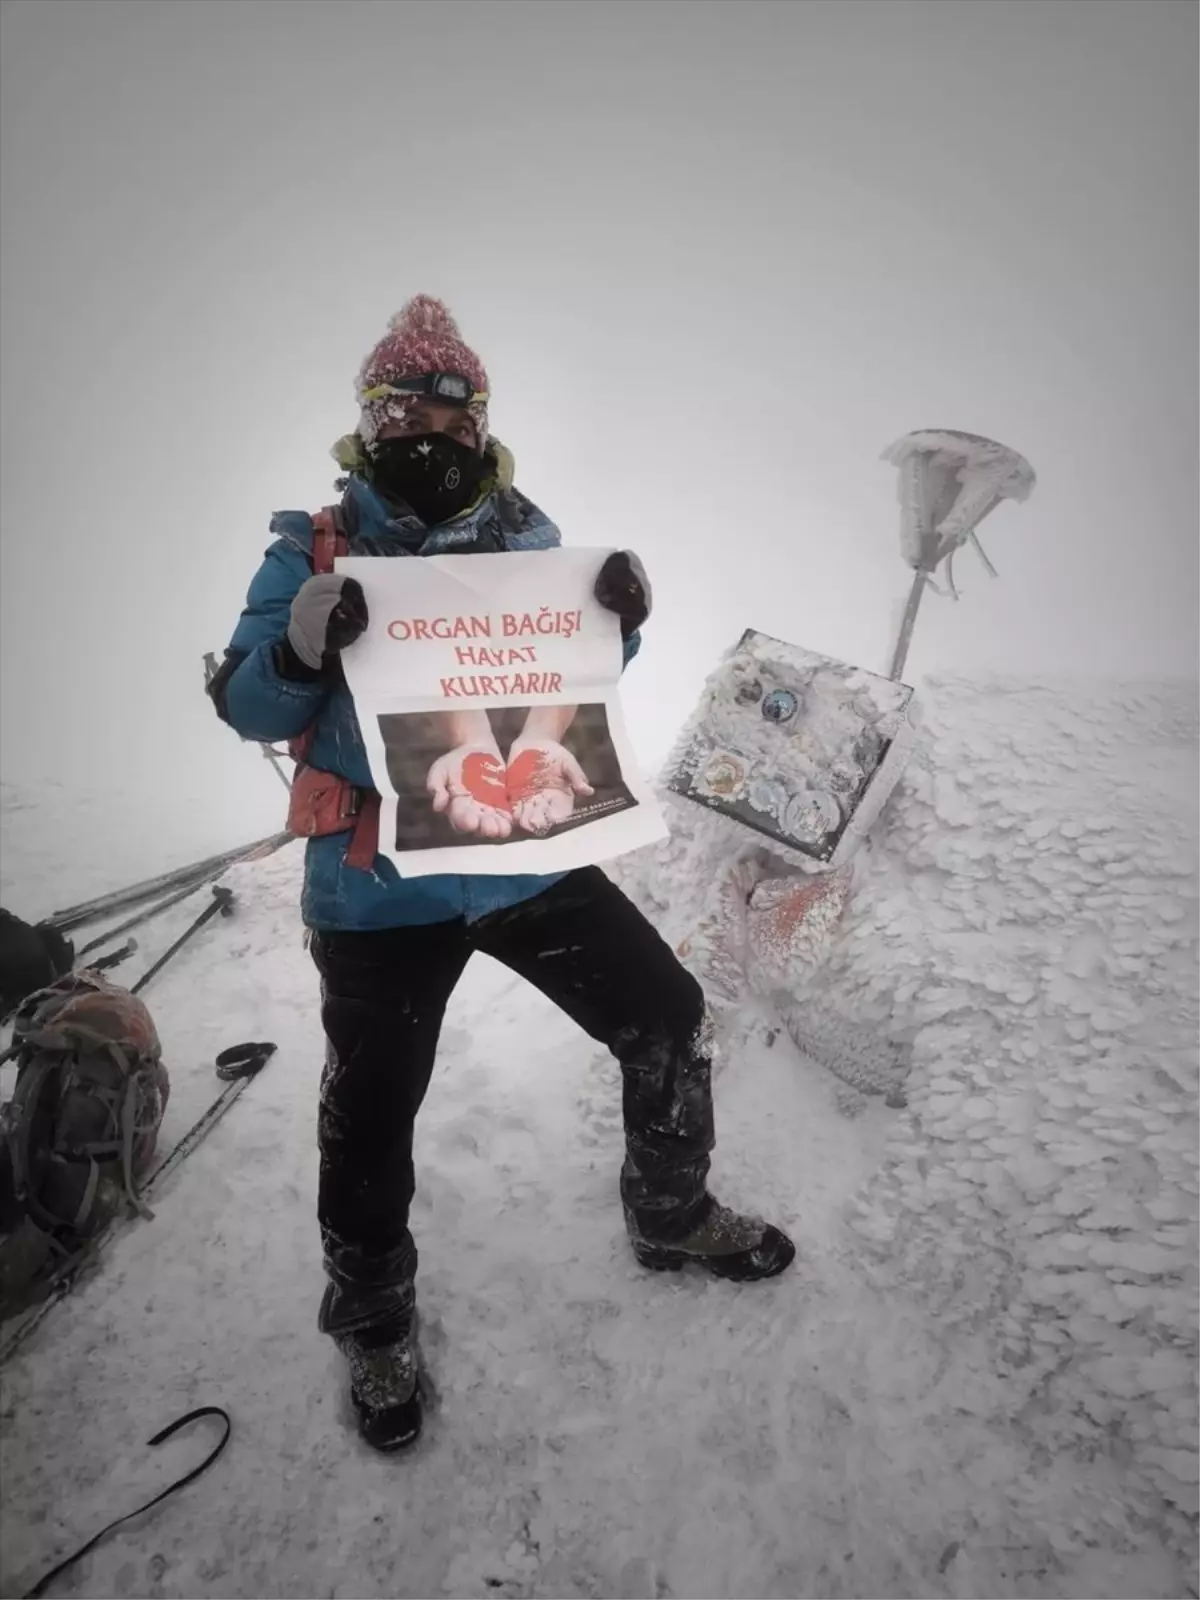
[356,295,489,451]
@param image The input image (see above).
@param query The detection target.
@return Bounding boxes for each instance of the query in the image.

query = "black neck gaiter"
[367,433,489,526]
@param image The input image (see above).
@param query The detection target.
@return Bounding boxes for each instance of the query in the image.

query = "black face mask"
[366,433,489,526]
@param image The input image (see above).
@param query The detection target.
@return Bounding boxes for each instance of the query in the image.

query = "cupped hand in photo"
[425,742,514,839]
[506,739,595,836]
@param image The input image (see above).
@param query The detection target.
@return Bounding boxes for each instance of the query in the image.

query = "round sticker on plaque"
[761,689,798,725]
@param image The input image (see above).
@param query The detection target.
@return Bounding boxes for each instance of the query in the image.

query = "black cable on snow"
[22,1406,232,1599]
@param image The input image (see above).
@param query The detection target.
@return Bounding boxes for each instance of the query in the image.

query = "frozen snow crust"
[616,673,1199,1561]
[0,674,1195,1598]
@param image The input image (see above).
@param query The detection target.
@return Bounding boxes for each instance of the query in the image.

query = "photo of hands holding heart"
[426,705,593,839]
[379,703,638,852]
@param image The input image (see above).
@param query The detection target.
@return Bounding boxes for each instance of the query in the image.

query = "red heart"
[506,748,553,804]
[461,751,511,813]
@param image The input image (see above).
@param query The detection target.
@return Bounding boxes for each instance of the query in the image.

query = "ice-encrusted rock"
[613,674,1199,1566]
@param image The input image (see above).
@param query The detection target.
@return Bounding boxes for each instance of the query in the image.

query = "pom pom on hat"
[356,295,490,451]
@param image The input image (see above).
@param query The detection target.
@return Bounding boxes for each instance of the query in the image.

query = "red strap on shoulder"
[288,505,351,772]
[310,506,348,575]
[288,508,346,764]
[344,795,382,871]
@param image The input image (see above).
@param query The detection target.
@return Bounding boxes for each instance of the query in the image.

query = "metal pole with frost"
[882,430,1037,682]
[202,653,294,793]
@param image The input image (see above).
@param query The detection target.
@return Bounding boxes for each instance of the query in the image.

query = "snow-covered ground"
[0,778,281,925]
[0,675,1197,1600]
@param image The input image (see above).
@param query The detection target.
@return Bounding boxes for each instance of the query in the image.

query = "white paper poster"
[337,548,667,877]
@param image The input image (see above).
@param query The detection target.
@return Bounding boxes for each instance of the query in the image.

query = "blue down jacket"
[220,464,641,930]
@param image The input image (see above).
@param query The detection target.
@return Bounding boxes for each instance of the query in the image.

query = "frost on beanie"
[356,295,490,452]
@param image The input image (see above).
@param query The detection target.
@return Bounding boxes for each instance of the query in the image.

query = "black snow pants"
[311,868,715,1337]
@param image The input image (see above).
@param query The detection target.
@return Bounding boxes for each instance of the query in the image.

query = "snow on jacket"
[219,447,642,931]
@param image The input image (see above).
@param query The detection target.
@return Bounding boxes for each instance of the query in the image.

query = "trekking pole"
[82,939,138,977]
[145,1045,275,1190]
[0,1040,275,1367]
[74,877,212,960]
[203,652,293,793]
[49,852,239,930]
[262,743,294,793]
[130,886,235,997]
[47,835,287,933]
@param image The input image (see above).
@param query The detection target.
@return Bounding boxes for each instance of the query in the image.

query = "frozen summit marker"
[661,426,1036,874]
[663,629,917,870]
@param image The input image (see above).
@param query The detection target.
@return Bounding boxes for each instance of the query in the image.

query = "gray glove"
[285,574,368,671]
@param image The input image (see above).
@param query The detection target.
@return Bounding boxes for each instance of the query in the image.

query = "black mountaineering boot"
[632,1200,796,1282]
[320,1282,422,1452]
[335,1317,422,1453]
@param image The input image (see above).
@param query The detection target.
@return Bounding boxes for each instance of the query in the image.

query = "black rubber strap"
[215,1041,277,1081]
[23,1406,231,1599]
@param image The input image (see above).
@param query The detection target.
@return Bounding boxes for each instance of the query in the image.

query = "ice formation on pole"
[883,429,1036,680]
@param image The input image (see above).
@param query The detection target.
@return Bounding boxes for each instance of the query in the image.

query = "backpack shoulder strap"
[5,1051,66,1234]
[288,507,348,767]
[310,505,349,576]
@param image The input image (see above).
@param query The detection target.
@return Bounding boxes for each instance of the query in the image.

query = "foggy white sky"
[1,0,1196,861]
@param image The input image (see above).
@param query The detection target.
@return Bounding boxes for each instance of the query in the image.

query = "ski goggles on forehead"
[361,372,488,407]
